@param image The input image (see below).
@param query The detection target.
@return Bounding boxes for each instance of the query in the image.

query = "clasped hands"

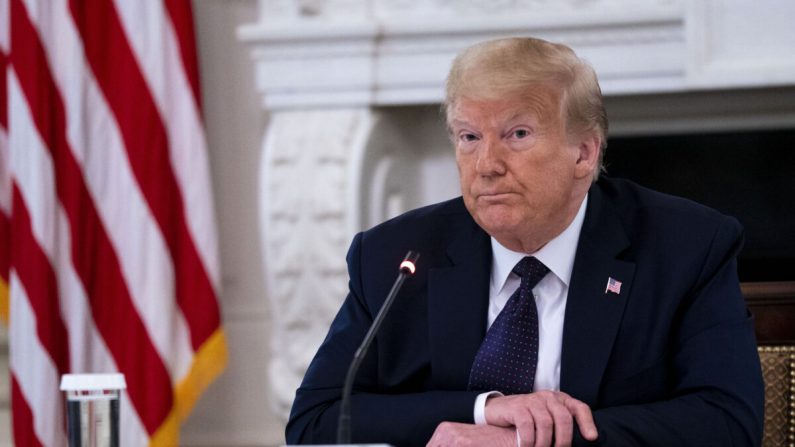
[427,390,598,447]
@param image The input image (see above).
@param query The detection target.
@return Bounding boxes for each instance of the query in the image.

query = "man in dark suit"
[286,37,764,446]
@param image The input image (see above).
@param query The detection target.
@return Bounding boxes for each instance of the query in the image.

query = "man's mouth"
[476,192,515,201]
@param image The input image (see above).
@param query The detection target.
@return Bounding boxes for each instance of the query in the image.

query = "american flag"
[0,0,227,445]
[605,277,622,295]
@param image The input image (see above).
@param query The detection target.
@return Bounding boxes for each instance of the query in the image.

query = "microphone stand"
[336,251,420,445]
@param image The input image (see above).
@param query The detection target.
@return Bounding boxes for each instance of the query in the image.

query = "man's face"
[451,87,594,252]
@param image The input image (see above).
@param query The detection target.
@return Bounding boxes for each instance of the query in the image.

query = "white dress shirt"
[474,195,588,424]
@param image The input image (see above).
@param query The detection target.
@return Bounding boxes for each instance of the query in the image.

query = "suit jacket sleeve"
[574,217,764,446]
[285,232,481,446]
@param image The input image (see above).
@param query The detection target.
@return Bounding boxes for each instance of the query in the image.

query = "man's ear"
[574,132,601,179]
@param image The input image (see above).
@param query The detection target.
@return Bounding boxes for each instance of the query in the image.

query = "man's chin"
[473,213,521,238]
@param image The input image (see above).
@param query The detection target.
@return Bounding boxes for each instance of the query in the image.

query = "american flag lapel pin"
[605,277,622,295]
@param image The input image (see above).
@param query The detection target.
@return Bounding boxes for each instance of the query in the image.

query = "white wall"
[183,0,283,445]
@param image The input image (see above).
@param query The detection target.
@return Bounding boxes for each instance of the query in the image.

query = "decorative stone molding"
[686,0,795,89]
[239,1,688,108]
[259,109,376,415]
[256,0,680,21]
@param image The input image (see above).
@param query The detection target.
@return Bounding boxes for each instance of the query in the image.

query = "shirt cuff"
[473,391,504,425]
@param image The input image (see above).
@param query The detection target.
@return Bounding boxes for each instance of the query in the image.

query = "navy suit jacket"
[286,177,764,446]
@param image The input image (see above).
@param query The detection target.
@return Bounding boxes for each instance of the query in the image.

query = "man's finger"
[532,406,554,447]
[548,399,574,447]
[515,414,536,447]
[565,398,598,441]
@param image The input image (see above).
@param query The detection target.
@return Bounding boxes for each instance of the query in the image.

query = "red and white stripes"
[0,0,11,324]
[1,0,227,445]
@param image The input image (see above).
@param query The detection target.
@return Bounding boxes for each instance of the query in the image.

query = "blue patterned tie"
[468,256,549,395]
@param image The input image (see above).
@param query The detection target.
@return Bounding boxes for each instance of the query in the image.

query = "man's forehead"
[451,109,535,127]
[451,89,563,124]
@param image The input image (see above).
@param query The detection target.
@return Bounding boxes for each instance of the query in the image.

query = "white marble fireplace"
[237,0,795,418]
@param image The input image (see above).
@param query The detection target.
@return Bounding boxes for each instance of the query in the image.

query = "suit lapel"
[427,216,491,389]
[560,184,635,406]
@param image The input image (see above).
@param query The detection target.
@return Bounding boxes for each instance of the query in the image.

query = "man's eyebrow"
[450,119,473,128]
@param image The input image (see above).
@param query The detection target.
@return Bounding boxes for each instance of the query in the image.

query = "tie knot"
[512,257,549,290]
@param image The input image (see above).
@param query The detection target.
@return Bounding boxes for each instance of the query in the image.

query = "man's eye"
[513,129,531,139]
[460,133,478,142]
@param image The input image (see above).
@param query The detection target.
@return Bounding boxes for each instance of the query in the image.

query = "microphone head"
[399,251,420,275]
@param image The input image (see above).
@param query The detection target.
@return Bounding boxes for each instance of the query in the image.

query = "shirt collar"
[490,194,588,291]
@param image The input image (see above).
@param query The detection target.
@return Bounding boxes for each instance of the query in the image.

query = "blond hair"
[444,37,608,179]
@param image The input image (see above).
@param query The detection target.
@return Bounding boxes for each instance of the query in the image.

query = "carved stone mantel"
[258,109,376,414]
[240,0,690,108]
[239,0,795,418]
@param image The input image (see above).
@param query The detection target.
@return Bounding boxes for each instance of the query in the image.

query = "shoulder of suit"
[598,176,742,234]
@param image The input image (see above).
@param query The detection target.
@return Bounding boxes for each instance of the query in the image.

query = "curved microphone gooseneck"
[336,251,420,444]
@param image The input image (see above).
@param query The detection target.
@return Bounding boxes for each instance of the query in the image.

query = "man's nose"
[475,137,507,176]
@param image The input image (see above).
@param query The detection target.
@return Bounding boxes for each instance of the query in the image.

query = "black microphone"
[336,250,420,445]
